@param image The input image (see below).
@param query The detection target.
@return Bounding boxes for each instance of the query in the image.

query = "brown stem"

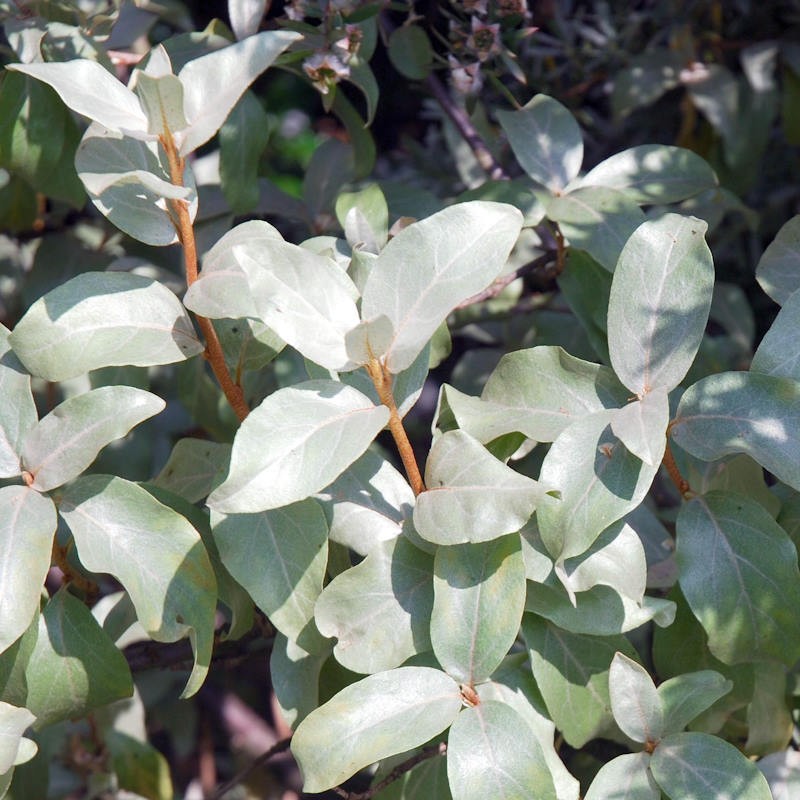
[367,358,425,495]
[159,130,249,422]
[662,437,692,499]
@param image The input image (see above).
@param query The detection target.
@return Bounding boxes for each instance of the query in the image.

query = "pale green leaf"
[0,326,36,478]
[361,201,523,373]
[584,753,660,800]
[676,491,800,665]
[208,381,389,513]
[130,71,187,136]
[650,732,773,800]
[24,588,133,727]
[431,535,525,684]
[335,183,389,253]
[671,371,800,491]
[577,145,718,204]
[177,30,301,155]
[270,633,328,729]
[751,287,800,379]
[152,439,232,504]
[0,702,36,774]
[607,213,713,395]
[106,729,173,800]
[447,701,558,800]
[10,271,202,380]
[291,667,461,793]
[21,386,164,492]
[60,475,217,697]
[658,671,733,736]
[413,430,544,545]
[546,186,644,271]
[228,0,266,40]
[608,652,663,743]
[755,215,800,305]
[537,410,659,561]
[757,751,800,800]
[372,753,451,799]
[746,662,793,755]
[212,500,328,652]
[315,536,433,673]
[0,487,56,655]
[497,94,583,192]
[523,614,636,747]
[610,388,669,466]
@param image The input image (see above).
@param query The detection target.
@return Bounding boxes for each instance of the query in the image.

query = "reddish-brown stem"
[159,129,249,422]
[663,436,692,499]
[367,358,425,495]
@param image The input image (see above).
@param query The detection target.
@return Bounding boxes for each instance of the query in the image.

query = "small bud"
[303,51,350,95]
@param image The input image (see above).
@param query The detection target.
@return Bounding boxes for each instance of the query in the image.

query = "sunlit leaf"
[608,652,663,744]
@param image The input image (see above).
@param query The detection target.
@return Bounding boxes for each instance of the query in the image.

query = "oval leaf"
[608,652,664,744]
[755,214,800,305]
[584,752,660,800]
[658,671,733,736]
[608,213,713,395]
[208,380,390,513]
[750,286,800,379]
[291,666,461,793]
[0,326,37,479]
[9,271,202,380]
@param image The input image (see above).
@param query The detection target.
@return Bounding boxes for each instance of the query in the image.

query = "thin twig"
[206,736,292,800]
[455,252,556,309]
[332,743,447,800]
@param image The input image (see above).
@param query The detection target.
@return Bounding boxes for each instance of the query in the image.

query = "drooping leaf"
[360,201,523,373]
[578,145,718,204]
[608,652,664,744]
[755,215,800,305]
[315,536,433,673]
[208,381,389,513]
[430,535,525,684]
[0,487,56,655]
[671,371,800,491]
[21,386,164,492]
[414,430,544,545]
[584,753,660,800]
[658,670,733,736]
[750,286,800,379]
[675,491,800,666]
[610,388,669,466]
[152,439,232,504]
[546,186,645,271]
[497,94,583,193]
[59,475,217,698]
[212,500,328,652]
[0,326,36,479]
[607,213,713,395]
[24,588,133,727]
[537,410,660,561]
[447,701,558,800]
[650,732,773,800]
[9,271,203,380]
[0,702,36,774]
[291,667,461,793]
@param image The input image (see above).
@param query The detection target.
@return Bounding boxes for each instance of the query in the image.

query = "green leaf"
[578,145,718,204]
[608,652,663,743]
[431,535,525,684]
[208,381,389,513]
[373,753,451,800]
[9,271,202,381]
[755,214,800,305]
[650,732,772,800]
[413,430,544,545]
[745,661,793,755]
[584,753,660,800]
[537,410,659,561]
[610,50,681,119]
[0,702,36,774]
[610,388,669,466]
[152,438,232,504]
[0,326,36,479]
[106,730,173,800]
[0,487,56,655]
[335,183,389,254]
[361,201,523,373]
[750,287,800,379]
[176,30,301,155]
[546,186,645,272]
[75,123,198,246]
[447,701,558,800]
[23,588,133,727]
[130,70,187,136]
[607,213,713,395]
[270,633,329,729]
[497,94,583,193]
[676,491,800,666]
[21,386,164,492]
[658,671,733,736]
[671,371,800,491]
[523,614,636,747]
[757,750,800,799]
[219,91,270,214]
[387,25,433,80]
[315,536,433,673]
[59,475,217,698]
[185,236,361,371]
[212,500,328,652]
[291,666,461,793]
[347,57,379,126]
